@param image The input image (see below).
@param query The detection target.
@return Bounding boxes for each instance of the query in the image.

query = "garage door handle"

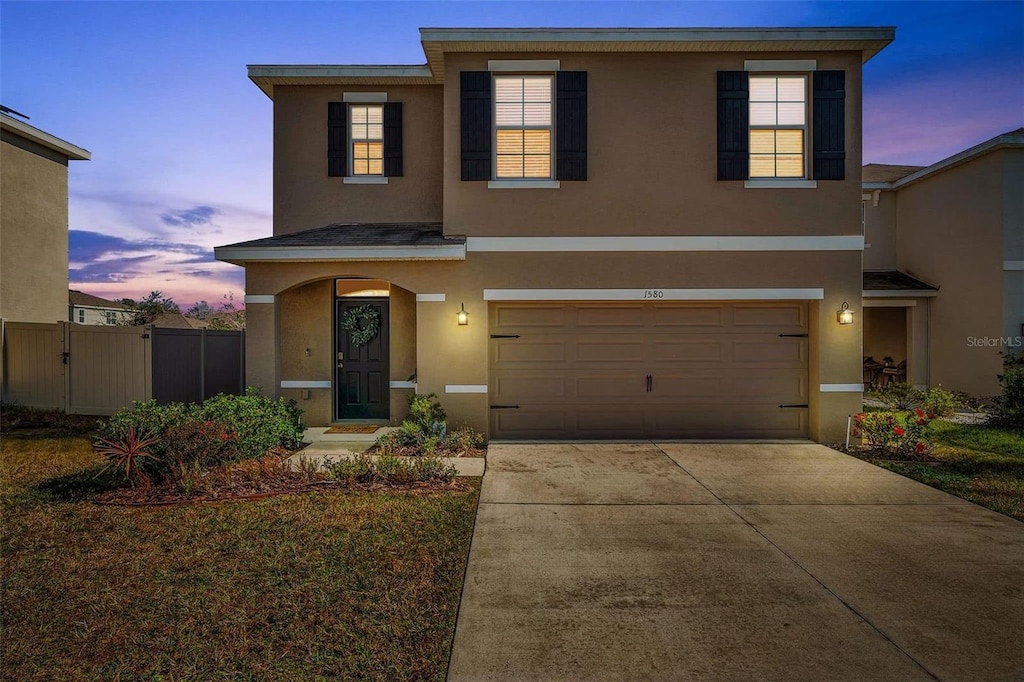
[646,374,652,392]
[490,404,520,409]
[779,403,809,409]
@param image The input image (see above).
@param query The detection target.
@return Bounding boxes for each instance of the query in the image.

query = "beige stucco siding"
[1003,148,1024,342]
[863,191,898,270]
[895,152,1005,396]
[245,248,861,441]
[273,85,443,235]
[442,51,863,237]
[0,137,70,324]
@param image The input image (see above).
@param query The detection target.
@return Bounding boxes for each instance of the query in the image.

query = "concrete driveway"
[448,443,1024,681]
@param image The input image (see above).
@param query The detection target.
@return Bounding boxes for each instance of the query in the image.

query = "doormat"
[324,425,381,434]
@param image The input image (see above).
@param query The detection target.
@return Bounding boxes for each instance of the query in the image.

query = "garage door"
[489,302,809,439]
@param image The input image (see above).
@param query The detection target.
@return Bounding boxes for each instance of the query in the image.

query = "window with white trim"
[349,104,383,176]
[78,309,85,323]
[749,76,807,178]
[105,311,118,325]
[494,75,553,179]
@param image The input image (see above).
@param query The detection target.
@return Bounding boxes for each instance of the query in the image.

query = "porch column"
[243,294,280,397]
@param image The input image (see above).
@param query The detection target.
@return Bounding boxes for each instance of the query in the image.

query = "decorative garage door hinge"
[490,334,521,339]
[778,333,809,338]
[778,404,810,409]
[490,404,521,409]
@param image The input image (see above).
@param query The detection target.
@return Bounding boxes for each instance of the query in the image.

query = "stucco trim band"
[744,180,818,189]
[862,299,917,307]
[1004,261,1024,271]
[483,288,825,301]
[819,384,864,392]
[415,293,447,302]
[863,289,938,297]
[244,295,275,304]
[215,244,467,262]
[445,384,488,394]
[390,380,417,389]
[466,236,863,252]
[343,176,388,185]
[487,180,561,189]
[281,380,332,389]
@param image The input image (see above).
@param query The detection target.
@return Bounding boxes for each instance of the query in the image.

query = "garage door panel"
[492,375,567,401]
[651,305,725,328]
[494,339,566,363]
[733,303,807,329]
[576,408,646,435]
[492,409,567,437]
[493,305,567,329]
[576,339,644,362]
[732,338,807,365]
[650,339,723,363]
[575,375,647,400]
[576,305,646,327]
[648,406,807,438]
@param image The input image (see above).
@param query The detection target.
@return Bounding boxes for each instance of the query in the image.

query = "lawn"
[1,435,480,681]
[864,421,1024,522]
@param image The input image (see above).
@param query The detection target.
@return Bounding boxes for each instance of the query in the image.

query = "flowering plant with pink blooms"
[853,408,936,459]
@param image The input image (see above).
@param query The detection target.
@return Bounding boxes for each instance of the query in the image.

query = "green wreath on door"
[341,305,381,347]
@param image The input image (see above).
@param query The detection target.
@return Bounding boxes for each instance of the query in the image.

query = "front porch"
[862,270,938,389]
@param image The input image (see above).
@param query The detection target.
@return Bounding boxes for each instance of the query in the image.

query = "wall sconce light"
[837,301,854,325]
[457,302,469,326]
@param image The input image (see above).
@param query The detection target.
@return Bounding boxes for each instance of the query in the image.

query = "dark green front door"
[336,298,389,420]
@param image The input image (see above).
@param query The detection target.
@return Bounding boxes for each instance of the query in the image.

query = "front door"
[336,298,390,420]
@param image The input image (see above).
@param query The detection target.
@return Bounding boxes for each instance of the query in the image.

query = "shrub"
[196,389,304,459]
[408,393,447,438]
[324,453,456,486]
[921,385,964,418]
[100,400,192,457]
[442,426,486,455]
[991,360,1024,433]
[854,409,936,459]
[94,426,162,488]
[871,382,925,411]
[162,419,238,471]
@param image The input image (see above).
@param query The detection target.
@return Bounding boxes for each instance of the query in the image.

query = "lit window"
[749,76,806,178]
[350,105,383,176]
[494,75,552,179]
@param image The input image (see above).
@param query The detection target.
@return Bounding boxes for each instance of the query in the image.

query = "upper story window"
[78,309,85,323]
[494,75,553,179]
[105,311,118,325]
[349,104,384,176]
[749,76,807,179]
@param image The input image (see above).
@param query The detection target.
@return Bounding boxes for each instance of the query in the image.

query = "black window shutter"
[383,102,403,177]
[328,102,347,177]
[556,71,588,181]
[461,71,492,181]
[717,71,749,181]
[813,70,846,181]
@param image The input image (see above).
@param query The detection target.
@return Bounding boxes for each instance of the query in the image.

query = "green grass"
[866,421,1024,521]
[1,436,480,680]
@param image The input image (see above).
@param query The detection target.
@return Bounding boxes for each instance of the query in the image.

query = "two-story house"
[215,27,895,443]
[862,128,1024,398]
[69,290,133,325]
[1,111,90,326]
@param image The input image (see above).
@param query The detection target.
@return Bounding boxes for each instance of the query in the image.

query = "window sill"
[487,180,560,189]
[343,176,388,185]
[744,179,818,189]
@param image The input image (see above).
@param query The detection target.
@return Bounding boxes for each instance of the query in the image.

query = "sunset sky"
[2,1,1022,308]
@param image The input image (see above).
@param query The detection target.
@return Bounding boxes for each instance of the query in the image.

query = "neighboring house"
[216,26,895,442]
[862,128,1024,397]
[1,111,90,325]
[68,290,132,325]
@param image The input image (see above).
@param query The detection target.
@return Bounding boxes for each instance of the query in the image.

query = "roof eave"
[891,134,1024,190]
[214,243,467,265]
[1,114,91,160]
[247,65,437,99]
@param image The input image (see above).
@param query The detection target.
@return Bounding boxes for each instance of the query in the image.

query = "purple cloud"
[160,206,217,227]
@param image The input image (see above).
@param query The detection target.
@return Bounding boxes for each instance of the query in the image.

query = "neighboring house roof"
[1,113,91,160]
[215,223,467,264]
[863,128,1024,190]
[862,164,925,183]
[69,290,130,309]
[150,312,197,329]
[249,26,895,97]
[863,270,938,295]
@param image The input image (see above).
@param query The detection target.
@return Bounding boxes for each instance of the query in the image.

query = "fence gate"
[67,323,151,415]
[1,322,66,410]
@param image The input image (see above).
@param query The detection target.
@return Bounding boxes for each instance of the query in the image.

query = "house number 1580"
[643,290,665,299]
